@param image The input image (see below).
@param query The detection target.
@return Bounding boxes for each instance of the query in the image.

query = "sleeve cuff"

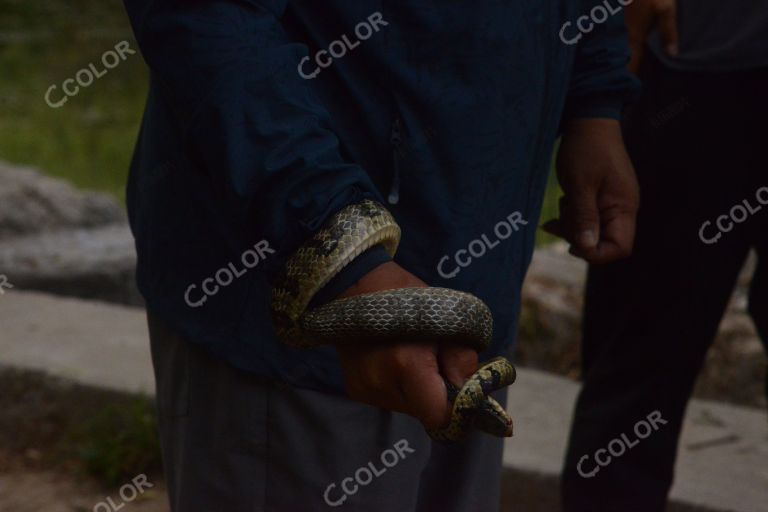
[309,244,392,307]
[264,185,384,279]
[561,96,628,122]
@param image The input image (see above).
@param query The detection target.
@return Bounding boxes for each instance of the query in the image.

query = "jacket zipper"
[388,117,402,205]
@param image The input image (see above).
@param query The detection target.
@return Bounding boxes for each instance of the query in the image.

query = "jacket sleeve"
[561,1,641,121]
[123,0,385,271]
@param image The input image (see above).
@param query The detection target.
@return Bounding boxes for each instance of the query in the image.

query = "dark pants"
[561,55,768,512]
[148,314,507,512]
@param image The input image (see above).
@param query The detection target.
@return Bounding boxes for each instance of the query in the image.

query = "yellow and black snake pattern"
[271,200,516,442]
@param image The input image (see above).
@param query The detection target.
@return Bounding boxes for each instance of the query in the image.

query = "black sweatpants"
[561,55,768,512]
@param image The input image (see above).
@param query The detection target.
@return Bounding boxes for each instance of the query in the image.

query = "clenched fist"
[544,119,640,264]
[625,0,679,73]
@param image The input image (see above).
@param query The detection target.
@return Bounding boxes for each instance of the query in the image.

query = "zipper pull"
[390,117,402,147]
[389,118,402,205]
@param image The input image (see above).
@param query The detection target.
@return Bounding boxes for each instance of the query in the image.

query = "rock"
[0,225,141,306]
[0,161,125,240]
[517,242,585,378]
[0,161,138,305]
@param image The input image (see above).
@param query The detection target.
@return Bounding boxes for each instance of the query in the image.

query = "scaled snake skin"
[272,200,516,442]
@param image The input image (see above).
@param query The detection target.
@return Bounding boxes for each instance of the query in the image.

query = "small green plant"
[68,396,162,486]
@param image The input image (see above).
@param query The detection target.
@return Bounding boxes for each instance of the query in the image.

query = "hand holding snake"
[335,261,484,432]
[272,200,516,441]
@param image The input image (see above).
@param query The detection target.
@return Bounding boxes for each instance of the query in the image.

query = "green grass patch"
[0,0,147,201]
[66,397,162,487]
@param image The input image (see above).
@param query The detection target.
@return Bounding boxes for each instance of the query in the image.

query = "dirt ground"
[0,371,167,512]
[0,467,168,512]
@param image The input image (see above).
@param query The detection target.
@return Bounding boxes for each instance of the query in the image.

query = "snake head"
[472,397,514,438]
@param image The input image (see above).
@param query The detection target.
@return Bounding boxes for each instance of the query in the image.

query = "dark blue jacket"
[123,0,638,392]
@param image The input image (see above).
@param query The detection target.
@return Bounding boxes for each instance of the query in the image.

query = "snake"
[271,199,516,442]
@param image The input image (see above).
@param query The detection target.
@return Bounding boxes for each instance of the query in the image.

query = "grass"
[0,367,162,487]
[67,397,161,486]
[0,0,562,242]
[0,0,147,201]
[537,167,562,246]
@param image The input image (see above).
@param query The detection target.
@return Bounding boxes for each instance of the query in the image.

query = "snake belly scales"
[271,200,516,442]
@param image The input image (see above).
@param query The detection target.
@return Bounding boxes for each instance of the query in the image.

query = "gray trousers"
[148,314,506,512]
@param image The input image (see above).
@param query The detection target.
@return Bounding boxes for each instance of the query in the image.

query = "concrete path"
[0,290,152,394]
[1,290,766,511]
[505,369,768,512]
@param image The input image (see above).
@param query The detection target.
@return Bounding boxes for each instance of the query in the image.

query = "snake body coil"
[272,200,516,441]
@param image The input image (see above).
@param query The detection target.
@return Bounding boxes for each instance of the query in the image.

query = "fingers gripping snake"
[271,200,516,442]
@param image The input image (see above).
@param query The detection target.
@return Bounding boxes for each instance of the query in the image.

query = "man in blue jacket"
[123,0,639,510]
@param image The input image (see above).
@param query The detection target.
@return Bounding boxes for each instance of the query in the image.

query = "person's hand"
[625,0,679,73]
[543,118,639,264]
[335,261,478,429]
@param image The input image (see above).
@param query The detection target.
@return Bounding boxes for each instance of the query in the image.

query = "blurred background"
[0,1,765,511]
